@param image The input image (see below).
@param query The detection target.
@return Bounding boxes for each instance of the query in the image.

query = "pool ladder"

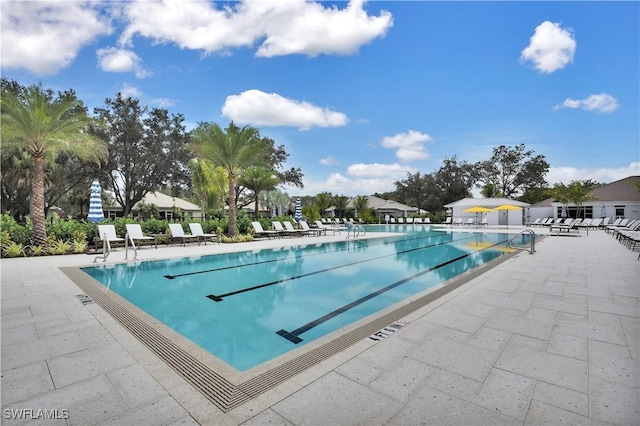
[346,223,366,239]
[507,229,536,254]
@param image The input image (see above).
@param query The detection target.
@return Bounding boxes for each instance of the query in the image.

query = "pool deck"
[1,226,638,425]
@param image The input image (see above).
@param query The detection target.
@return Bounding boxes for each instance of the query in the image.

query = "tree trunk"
[31,155,47,246]
[228,175,237,236]
[254,193,259,220]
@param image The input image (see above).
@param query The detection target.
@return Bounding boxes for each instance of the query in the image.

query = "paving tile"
[425,369,482,401]
[167,415,201,426]
[588,297,640,318]
[96,395,189,426]
[334,355,384,385]
[478,292,533,312]
[423,307,486,334]
[532,295,588,316]
[532,381,589,416]
[47,343,136,388]
[524,399,603,425]
[496,342,588,393]
[409,334,500,382]
[467,326,511,352]
[484,311,554,341]
[547,331,589,361]
[389,385,519,425]
[241,409,294,425]
[1,375,128,426]
[1,332,87,370]
[271,372,403,425]
[589,376,640,425]
[368,357,436,403]
[553,319,627,345]
[357,335,418,369]
[471,368,536,421]
[106,364,168,409]
[1,323,38,345]
[0,361,55,405]
[588,345,639,389]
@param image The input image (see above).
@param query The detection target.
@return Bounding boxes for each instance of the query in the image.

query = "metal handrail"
[507,229,536,254]
[346,223,366,239]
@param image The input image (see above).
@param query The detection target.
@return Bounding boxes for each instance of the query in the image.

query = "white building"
[444,198,531,227]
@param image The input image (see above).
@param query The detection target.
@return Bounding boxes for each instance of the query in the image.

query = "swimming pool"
[79,227,526,372]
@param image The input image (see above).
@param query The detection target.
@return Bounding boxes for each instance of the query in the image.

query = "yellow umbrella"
[463,206,493,213]
[463,206,494,227]
[493,204,522,228]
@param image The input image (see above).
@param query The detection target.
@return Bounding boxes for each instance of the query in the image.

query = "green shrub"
[0,214,32,245]
[48,240,72,255]
[2,240,25,258]
[28,245,47,256]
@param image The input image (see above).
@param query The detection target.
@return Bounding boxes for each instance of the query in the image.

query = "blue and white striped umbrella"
[561,205,567,218]
[87,179,105,223]
[277,204,283,217]
[294,197,302,222]
[600,202,607,218]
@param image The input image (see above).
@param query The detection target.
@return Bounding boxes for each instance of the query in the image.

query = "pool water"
[81,227,525,371]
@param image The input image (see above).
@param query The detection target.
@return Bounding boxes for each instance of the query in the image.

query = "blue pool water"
[81,227,527,371]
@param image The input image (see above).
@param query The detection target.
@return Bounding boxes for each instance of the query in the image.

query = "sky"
[2,0,639,197]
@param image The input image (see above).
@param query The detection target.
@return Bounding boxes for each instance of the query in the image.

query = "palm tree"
[567,181,595,218]
[189,122,264,236]
[1,84,108,245]
[239,167,280,219]
[353,195,369,219]
[333,195,349,219]
[188,157,218,220]
[315,192,333,218]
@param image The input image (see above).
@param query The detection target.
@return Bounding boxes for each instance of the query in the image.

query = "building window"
[615,205,625,217]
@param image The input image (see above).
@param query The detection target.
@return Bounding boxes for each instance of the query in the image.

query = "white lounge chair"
[168,223,200,246]
[125,224,157,249]
[300,220,324,236]
[272,221,293,237]
[251,221,279,239]
[98,224,125,248]
[189,223,217,244]
[283,221,306,236]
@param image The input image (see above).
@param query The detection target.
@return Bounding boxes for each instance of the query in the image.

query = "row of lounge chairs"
[97,223,218,251]
[251,220,337,239]
[605,219,640,258]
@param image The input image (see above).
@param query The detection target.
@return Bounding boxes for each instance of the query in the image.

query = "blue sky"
[2,0,639,196]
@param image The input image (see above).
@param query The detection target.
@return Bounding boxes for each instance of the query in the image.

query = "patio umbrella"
[493,204,522,228]
[600,202,607,219]
[561,205,567,219]
[463,206,493,226]
[87,179,105,223]
[294,197,302,222]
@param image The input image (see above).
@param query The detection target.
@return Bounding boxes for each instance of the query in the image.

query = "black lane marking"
[276,239,508,344]
[206,233,486,302]
[165,232,446,279]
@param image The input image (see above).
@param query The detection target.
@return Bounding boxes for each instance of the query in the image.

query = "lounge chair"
[168,223,200,246]
[398,217,405,223]
[251,221,279,239]
[465,218,474,226]
[424,217,431,224]
[189,223,217,245]
[283,221,307,236]
[414,218,423,224]
[443,217,452,225]
[272,221,294,237]
[605,218,627,234]
[300,220,325,236]
[390,217,396,223]
[125,224,157,249]
[315,220,344,235]
[406,217,413,224]
[97,224,125,248]
[479,217,489,227]
[454,218,463,226]
[550,219,580,233]
[527,218,541,226]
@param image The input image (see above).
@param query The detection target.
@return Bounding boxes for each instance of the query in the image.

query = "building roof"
[444,197,530,208]
[531,176,640,207]
[591,176,640,202]
[105,191,200,212]
[350,195,418,212]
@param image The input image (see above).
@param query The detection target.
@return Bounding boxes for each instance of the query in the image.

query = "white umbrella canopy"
[87,179,105,223]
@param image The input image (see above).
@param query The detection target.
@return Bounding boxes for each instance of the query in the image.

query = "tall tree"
[434,156,478,207]
[353,195,369,219]
[1,83,107,245]
[189,122,265,236]
[315,192,333,217]
[188,157,219,220]
[394,171,439,214]
[333,195,349,218]
[477,144,549,198]
[92,94,191,216]
[239,167,280,219]
[567,180,595,218]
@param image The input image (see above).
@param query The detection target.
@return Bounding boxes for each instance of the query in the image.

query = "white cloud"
[554,93,618,113]
[521,21,576,73]
[152,98,178,108]
[119,83,142,99]
[547,162,640,185]
[221,90,348,130]
[320,156,337,165]
[1,1,112,75]
[346,162,416,178]
[97,47,150,79]
[300,173,396,196]
[381,130,432,162]
[119,0,392,58]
